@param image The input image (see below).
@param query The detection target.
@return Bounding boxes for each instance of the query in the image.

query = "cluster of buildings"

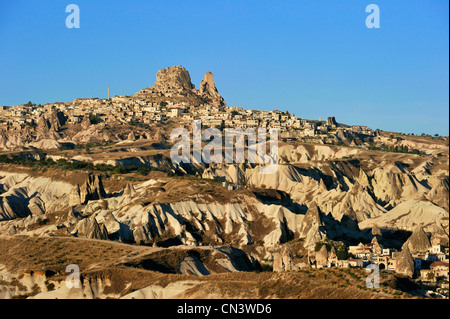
[324,240,449,282]
[0,93,374,143]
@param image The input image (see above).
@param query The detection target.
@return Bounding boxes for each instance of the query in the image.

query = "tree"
[336,249,349,260]
[89,113,101,124]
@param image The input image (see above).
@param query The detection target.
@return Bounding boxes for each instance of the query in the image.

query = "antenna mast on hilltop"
[108,85,110,100]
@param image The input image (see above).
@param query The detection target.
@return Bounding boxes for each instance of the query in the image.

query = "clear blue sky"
[0,0,448,135]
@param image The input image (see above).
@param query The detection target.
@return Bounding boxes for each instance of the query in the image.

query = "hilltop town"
[0,66,448,299]
[0,65,378,152]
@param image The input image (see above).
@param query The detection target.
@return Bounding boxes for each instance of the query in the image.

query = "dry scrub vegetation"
[0,236,415,299]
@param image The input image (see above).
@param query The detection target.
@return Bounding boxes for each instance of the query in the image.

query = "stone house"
[348,259,364,268]
[170,108,184,117]
[421,261,449,282]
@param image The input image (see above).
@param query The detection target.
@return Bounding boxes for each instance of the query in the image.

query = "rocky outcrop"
[395,245,415,277]
[36,111,65,139]
[178,256,211,276]
[371,224,382,237]
[329,246,337,260]
[28,196,45,216]
[198,72,225,106]
[298,203,326,248]
[153,65,194,92]
[80,174,106,204]
[36,115,51,134]
[404,226,431,253]
[339,207,360,231]
[430,224,449,246]
[69,184,82,207]
[71,126,113,143]
[123,183,136,197]
[48,110,66,132]
[0,172,73,221]
[326,116,337,127]
[359,200,449,233]
[426,178,449,211]
[316,245,329,267]
[371,236,383,254]
[73,216,109,240]
[273,246,296,272]
[67,174,107,207]
[127,131,137,141]
[81,115,91,130]
[134,66,226,107]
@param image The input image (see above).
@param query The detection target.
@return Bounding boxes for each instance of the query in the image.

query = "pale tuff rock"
[326,116,338,127]
[71,126,113,144]
[67,206,81,223]
[28,139,62,150]
[298,203,326,249]
[68,174,106,206]
[81,115,92,130]
[371,236,383,254]
[178,256,211,276]
[68,184,82,207]
[404,226,431,253]
[74,216,109,240]
[36,115,51,134]
[0,129,27,151]
[339,206,360,231]
[371,224,382,237]
[0,197,28,219]
[28,196,45,216]
[273,246,296,272]
[316,244,329,267]
[127,131,137,141]
[329,246,337,260]
[371,164,430,207]
[153,65,194,91]
[123,183,136,197]
[395,245,415,277]
[80,174,107,204]
[256,203,302,246]
[359,200,449,233]
[198,72,225,106]
[0,172,72,220]
[202,164,246,185]
[426,178,449,211]
[332,186,386,223]
[0,129,8,150]
[134,65,226,107]
[36,111,65,139]
[430,224,449,246]
[49,110,66,132]
[133,224,154,244]
[153,128,164,144]
[357,169,371,190]
[277,144,360,164]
